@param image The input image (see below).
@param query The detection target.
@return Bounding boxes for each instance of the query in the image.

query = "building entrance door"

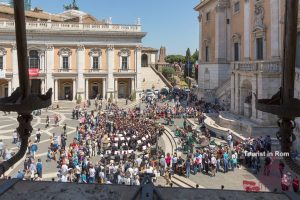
[64,86,72,100]
[91,85,98,99]
[31,79,41,94]
[118,83,126,98]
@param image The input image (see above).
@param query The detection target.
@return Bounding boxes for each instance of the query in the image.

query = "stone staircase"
[141,67,166,90]
[215,78,231,100]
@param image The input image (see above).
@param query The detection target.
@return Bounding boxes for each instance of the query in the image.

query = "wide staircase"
[141,67,166,90]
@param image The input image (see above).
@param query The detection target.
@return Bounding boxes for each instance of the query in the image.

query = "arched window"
[29,50,40,69]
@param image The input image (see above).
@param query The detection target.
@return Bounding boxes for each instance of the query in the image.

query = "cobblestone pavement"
[0,99,140,180]
[0,99,298,198]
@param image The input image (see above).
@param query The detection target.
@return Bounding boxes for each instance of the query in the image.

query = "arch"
[141,54,148,67]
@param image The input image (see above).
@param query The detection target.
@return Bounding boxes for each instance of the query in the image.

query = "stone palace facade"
[0,4,146,101]
[195,0,300,153]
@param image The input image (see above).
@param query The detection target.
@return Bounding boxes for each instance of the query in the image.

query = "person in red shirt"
[292,176,299,193]
[165,153,171,168]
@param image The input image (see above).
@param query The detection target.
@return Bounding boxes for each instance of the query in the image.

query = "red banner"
[29,68,39,77]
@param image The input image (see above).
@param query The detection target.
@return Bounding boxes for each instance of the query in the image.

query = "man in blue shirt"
[16,170,25,180]
[31,142,38,159]
[36,158,43,178]
[223,151,229,173]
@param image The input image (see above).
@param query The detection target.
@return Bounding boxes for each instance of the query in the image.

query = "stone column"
[11,44,19,91]
[244,0,250,60]
[106,45,114,96]
[234,73,240,114]
[40,51,45,72]
[73,79,76,101]
[8,79,12,96]
[135,46,142,95]
[114,78,118,100]
[54,79,58,101]
[131,78,135,94]
[102,78,106,99]
[41,79,45,94]
[251,74,258,120]
[85,79,89,100]
[215,3,227,62]
[270,0,280,58]
[77,45,85,96]
[46,45,54,101]
[230,72,235,112]
[198,13,202,62]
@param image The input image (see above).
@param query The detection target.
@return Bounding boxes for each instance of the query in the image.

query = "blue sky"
[30,0,199,55]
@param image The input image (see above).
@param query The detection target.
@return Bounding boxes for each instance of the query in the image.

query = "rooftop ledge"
[0,21,142,32]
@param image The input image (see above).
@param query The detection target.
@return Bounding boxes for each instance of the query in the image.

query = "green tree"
[192,49,199,63]
[193,49,199,81]
[162,67,175,80]
[184,48,192,78]
[165,55,186,64]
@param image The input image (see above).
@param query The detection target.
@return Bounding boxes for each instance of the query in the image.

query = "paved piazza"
[0,99,288,194]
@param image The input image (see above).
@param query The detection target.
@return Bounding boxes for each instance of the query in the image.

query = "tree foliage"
[165,55,186,64]
[162,67,175,79]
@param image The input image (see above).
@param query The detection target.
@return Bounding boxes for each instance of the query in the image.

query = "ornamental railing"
[0,21,141,32]
[231,60,281,73]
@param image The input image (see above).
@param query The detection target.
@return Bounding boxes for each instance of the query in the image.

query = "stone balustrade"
[231,60,281,73]
[0,21,141,32]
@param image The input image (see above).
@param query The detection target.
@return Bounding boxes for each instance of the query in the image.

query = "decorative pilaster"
[106,45,114,94]
[77,45,85,95]
[11,44,18,91]
[135,46,142,93]
[215,0,228,62]
[270,0,280,58]
[46,45,54,101]
[244,0,250,60]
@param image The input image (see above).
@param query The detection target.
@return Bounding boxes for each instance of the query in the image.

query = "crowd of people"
[0,87,299,194]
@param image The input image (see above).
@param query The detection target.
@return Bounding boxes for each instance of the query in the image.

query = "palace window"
[58,48,72,71]
[122,56,128,70]
[0,56,3,70]
[118,48,131,71]
[93,57,99,69]
[206,12,210,21]
[29,50,40,69]
[234,2,240,13]
[205,46,209,62]
[0,48,7,70]
[62,56,69,69]
[89,48,102,70]
[256,38,264,60]
[234,42,240,61]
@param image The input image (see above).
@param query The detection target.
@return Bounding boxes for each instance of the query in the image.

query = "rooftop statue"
[63,0,79,10]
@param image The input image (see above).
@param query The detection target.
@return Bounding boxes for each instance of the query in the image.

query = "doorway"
[31,79,41,94]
